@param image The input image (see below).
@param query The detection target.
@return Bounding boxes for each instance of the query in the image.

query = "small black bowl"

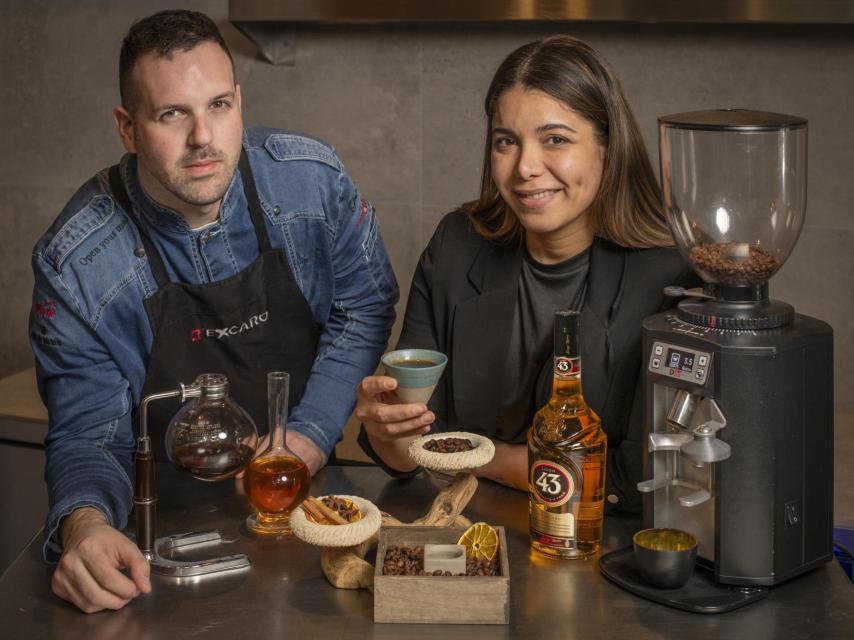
[633,528,698,589]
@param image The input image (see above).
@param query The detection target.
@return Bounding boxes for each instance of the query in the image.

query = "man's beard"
[139,146,237,208]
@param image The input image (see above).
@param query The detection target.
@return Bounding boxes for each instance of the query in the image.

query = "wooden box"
[374,526,510,624]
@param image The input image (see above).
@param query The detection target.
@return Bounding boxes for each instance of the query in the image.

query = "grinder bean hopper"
[601,110,834,613]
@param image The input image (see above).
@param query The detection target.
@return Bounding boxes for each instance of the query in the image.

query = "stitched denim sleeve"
[288,167,399,456]
[30,254,136,562]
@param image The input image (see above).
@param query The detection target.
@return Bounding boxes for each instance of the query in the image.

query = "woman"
[355,36,697,513]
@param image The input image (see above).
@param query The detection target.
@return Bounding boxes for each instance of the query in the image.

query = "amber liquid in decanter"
[245,455,310,520]
[245,371,311,535]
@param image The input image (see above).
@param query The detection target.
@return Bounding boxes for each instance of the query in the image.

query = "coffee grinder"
[601,110,834,613]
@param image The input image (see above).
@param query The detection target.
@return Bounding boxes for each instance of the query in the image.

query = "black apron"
[109,150,321,460]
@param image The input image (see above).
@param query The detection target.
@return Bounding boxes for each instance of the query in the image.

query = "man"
[29,10,398,613]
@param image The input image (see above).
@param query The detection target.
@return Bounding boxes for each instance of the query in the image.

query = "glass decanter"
[244,371,311,535]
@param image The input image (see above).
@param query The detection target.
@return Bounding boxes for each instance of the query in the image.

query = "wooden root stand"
[320,472,477,590]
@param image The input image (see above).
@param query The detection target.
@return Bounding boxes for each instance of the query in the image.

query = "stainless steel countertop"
[1,465,851,639]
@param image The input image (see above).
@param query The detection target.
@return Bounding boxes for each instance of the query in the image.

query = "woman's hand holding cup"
[355,375,435,442]
[357,349,447,445]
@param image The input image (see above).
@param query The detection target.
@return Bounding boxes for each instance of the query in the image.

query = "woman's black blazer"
[361,210,698,512]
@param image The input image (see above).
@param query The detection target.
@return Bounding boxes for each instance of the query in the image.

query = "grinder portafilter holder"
[134,373,253,578]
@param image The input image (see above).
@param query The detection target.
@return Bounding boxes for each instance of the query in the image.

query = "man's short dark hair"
[119,10,234,112]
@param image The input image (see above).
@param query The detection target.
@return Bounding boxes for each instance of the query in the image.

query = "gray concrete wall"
[2,1,852,411]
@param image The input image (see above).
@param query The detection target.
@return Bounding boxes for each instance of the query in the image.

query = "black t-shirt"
[496,247,590,443]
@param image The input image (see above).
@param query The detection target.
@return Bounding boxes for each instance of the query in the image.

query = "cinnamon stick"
[301,499,329,523]
[306,496,348,525]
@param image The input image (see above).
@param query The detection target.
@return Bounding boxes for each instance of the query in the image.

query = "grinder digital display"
[666,348,694,372]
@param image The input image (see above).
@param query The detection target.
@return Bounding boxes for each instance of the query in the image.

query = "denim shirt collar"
[119,153,241,234]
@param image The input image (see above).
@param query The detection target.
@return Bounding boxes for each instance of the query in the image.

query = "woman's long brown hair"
[465,36,672,248]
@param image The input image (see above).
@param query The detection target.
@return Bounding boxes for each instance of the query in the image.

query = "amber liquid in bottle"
[245,372,311,535]
[245,455,310,526]
[528,310,607,559]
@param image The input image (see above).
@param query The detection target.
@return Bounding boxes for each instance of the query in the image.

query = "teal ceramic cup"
[381,349,448,404]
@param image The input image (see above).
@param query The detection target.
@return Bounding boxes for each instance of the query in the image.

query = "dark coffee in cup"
[388,358,438,368]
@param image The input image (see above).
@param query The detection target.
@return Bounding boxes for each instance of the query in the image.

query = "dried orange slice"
[457,522,499,561]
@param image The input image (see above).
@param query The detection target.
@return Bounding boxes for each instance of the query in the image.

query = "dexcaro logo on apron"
[190,311,270,342]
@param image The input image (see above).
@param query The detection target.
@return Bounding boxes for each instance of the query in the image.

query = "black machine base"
[599,547,769,614]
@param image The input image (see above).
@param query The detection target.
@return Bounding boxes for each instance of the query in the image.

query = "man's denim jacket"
[30,126,398,560]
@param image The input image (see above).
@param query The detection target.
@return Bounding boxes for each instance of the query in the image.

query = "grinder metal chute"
[639,391,729,511]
